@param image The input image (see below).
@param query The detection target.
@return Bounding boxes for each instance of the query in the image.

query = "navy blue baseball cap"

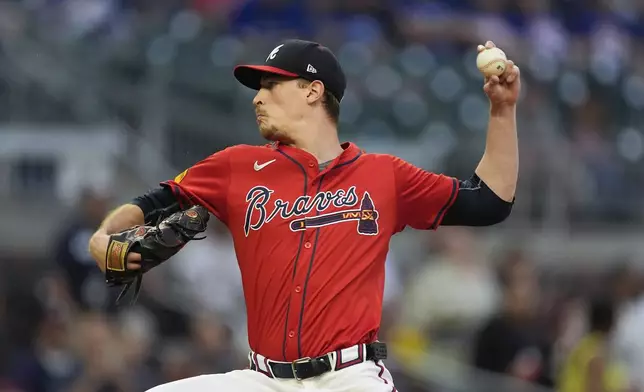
[234,39,347,102]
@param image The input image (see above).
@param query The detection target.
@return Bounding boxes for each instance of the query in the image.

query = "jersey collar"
[274,141,362,172]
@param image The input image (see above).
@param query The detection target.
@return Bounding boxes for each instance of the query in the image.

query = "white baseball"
[476,47,507,77]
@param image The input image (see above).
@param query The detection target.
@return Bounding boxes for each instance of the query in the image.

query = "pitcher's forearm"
[89,204,144,270]
[98,204,145,234]
[475,104,518,202]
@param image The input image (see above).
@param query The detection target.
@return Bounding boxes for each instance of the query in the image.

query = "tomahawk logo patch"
[244,186,379,237]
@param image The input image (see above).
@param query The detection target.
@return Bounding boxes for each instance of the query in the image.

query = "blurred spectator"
[54,189,111,312]
[607,263,642,307]
[552,294,588,381]
[398,227,499,357]
[569,100,628,222]
[9,308,80,392]
[558,298,631,392]
[156,339,202,385]
[472,249,554,387]
[67,312,131,392]
[116,308,159,391]
[612,265,644,391]
[189,312,244,373]
[167,220,244,324]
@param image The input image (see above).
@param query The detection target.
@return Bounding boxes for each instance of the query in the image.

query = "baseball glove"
[104,205,210,305]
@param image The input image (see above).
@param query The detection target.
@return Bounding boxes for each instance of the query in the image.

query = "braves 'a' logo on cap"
[266,44,284,62]
[243,186,380,237]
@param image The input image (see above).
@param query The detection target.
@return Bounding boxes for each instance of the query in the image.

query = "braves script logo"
[244,186,379,237]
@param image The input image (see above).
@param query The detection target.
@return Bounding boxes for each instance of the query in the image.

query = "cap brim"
[233,65,299,91]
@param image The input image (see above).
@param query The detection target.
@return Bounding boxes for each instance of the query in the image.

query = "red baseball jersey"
[162,142,458,361]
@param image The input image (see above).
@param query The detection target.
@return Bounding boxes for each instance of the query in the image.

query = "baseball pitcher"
[89,39,520,391]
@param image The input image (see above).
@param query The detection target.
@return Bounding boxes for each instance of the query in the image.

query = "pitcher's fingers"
[500,61,514,82]
[506,62,519,83]
[127,262,141,270]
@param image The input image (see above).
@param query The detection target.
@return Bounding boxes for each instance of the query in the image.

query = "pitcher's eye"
[260,80,278,89]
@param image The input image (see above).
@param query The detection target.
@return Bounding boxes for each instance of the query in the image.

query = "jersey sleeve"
[393,156,459,231]
[161,148,231,223]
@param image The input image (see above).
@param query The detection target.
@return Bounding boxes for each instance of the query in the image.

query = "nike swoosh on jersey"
[254,159,276,171]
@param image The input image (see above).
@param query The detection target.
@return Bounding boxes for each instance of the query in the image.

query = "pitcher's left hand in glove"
[104,205,210,304]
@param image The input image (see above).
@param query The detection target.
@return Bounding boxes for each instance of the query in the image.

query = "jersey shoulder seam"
[362,153,399,227]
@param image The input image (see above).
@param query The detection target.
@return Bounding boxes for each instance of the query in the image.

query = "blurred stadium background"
[1,0,644,391]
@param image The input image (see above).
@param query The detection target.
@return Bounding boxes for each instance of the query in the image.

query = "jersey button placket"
[286,170,321,359]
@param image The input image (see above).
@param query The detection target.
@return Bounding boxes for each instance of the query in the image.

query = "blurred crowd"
[1,0,644,392]
[8,0,644,42]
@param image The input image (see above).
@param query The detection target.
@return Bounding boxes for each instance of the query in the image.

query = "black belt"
[250,342,388,380]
